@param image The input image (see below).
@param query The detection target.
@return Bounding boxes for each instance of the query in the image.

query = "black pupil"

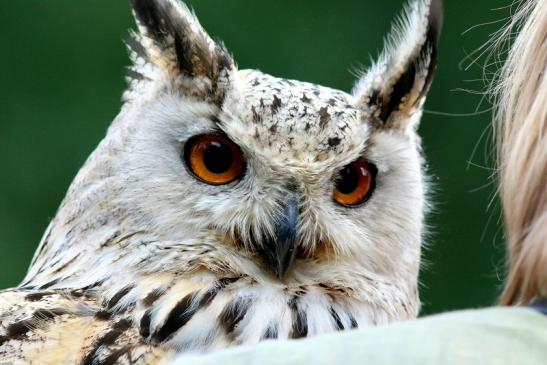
[203,141,233,174]
[336,165,359,194]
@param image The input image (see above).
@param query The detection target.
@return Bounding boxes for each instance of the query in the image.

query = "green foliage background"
[0,0,505,315]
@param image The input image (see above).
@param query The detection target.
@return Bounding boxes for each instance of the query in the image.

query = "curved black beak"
[259,196,299,279]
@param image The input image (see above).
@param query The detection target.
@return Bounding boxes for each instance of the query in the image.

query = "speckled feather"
[0,0,442,363]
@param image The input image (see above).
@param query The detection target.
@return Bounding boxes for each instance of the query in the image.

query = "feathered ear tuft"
[128,0,235,101]
[353,0,443,130]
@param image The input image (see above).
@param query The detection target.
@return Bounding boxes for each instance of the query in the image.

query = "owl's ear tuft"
[129,0,235,101]
[353,0,443,130]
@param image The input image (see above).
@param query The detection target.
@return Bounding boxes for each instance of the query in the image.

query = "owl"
[0,0,442,363]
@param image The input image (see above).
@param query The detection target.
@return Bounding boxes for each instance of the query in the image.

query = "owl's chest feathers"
[1,278,369,364]
[104,274,369,352]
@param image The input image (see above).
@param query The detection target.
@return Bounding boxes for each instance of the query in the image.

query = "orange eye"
[333,161,377,206]
[184,134,245,185]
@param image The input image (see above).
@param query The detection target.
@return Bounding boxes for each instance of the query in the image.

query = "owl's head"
[26,0,442,317]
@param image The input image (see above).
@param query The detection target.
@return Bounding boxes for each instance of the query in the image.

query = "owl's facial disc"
[181,127,382,278]
[181,115,389,279]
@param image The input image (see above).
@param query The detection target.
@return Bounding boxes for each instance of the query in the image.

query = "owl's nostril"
[257,196,299,279]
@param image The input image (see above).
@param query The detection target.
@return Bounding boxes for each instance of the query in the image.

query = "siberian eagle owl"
[0,0,442,363]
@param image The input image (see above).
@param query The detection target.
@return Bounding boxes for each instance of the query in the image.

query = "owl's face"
[121,66,423,282]
[24,0,442,321]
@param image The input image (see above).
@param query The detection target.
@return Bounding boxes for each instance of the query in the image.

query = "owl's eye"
[333,161,377,207]
[184,134,245,185]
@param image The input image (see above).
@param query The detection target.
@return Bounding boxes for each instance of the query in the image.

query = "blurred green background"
[0,1,505,315]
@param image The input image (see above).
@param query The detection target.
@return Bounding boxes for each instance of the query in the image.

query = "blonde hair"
[491,0,547,305]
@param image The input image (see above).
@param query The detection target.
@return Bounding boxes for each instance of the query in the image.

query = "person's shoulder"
[417,305,547,332]
[405,307,547,364]
[412,306,547,342]
[174,307,547,365]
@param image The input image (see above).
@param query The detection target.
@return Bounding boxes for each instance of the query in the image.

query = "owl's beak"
[259,196,299,279]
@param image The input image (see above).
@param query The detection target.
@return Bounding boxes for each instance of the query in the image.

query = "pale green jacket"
[182,307,547,365]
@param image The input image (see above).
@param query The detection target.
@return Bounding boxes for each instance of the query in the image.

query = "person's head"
[492,0,546,305]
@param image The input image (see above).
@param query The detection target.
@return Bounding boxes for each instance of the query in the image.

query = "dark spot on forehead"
[301,93,312,104]
[318,106,331,129]
[328,137,341,147]
[287,136,294,147]
[271,95,282,114]
[281,79,296,87]
[251,105,261,123]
